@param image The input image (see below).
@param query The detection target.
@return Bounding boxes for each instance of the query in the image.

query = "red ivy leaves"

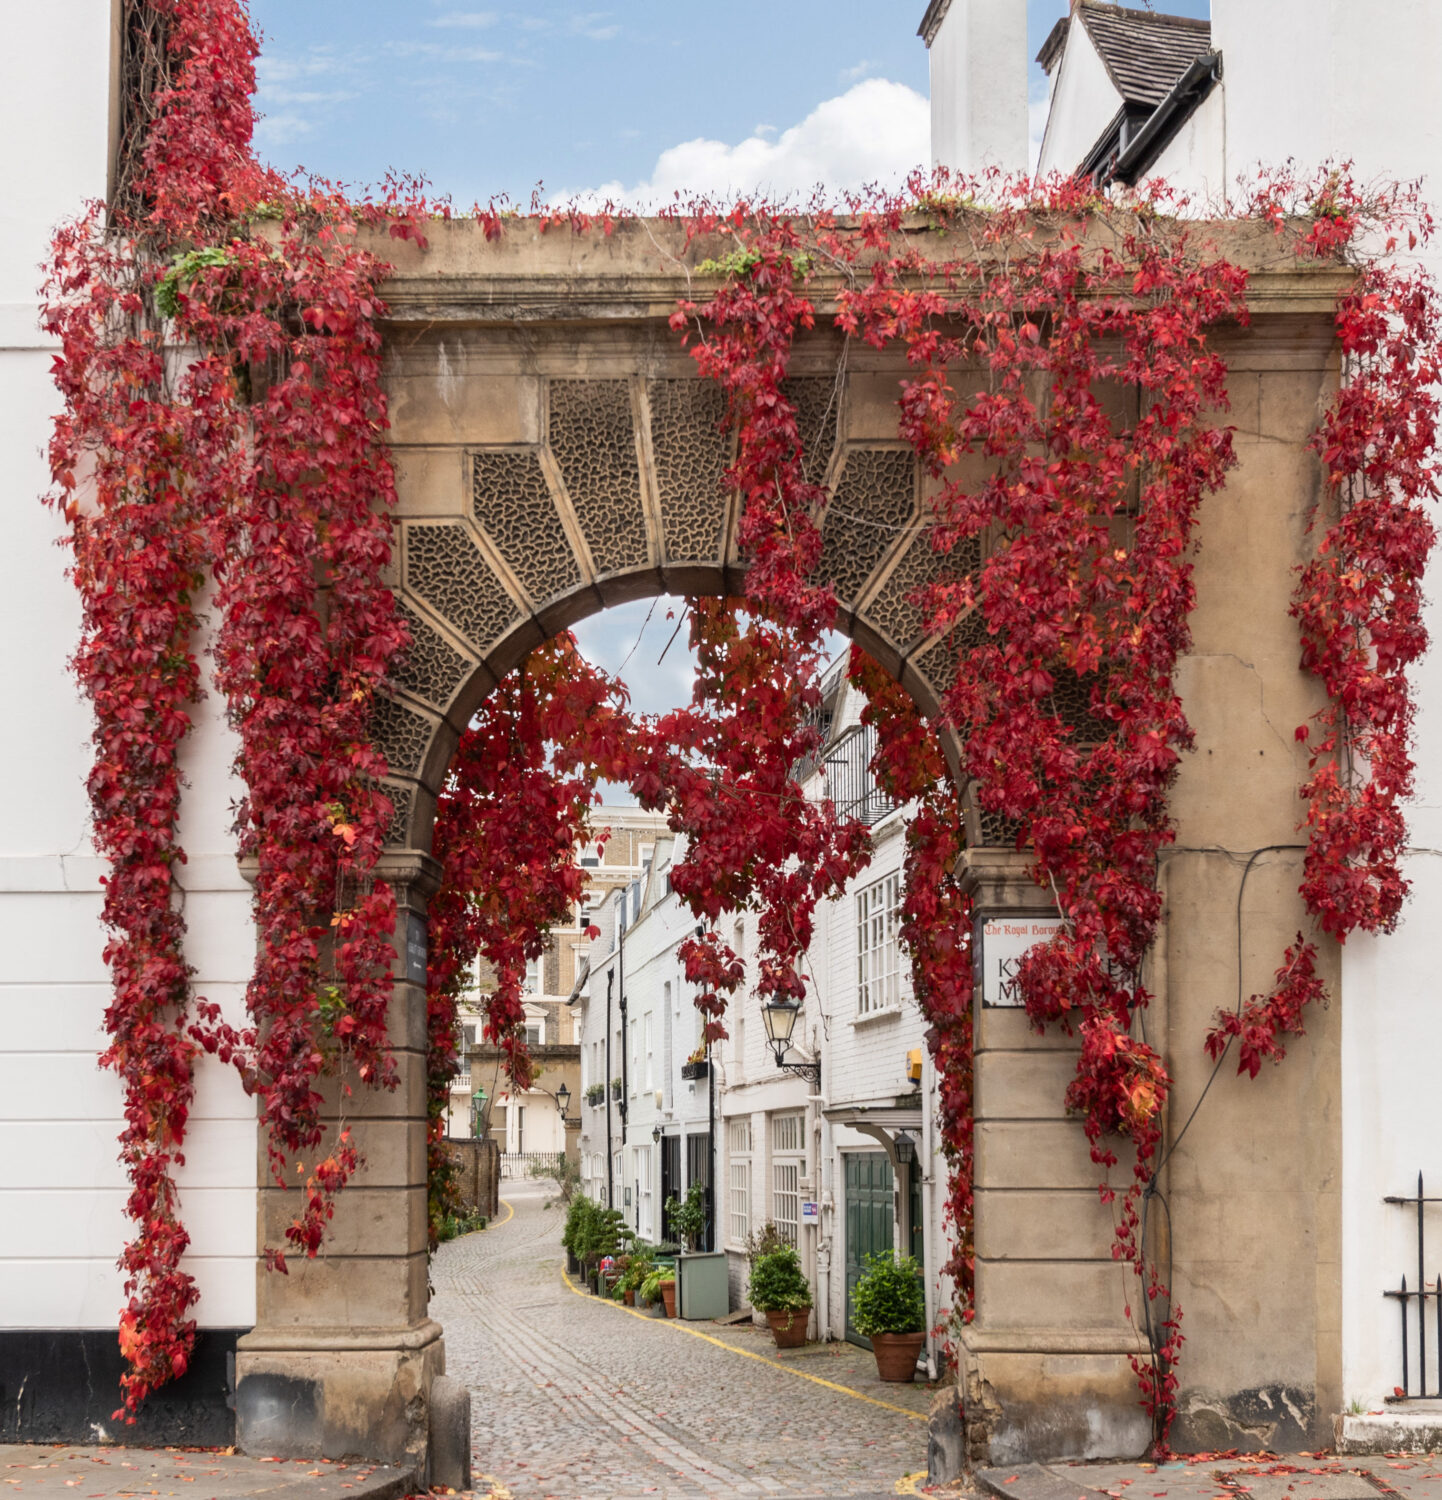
[50,1,1442,1446]
[45,0,412,1411]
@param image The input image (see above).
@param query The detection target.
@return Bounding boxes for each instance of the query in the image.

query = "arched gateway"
[229,220,1351,1471]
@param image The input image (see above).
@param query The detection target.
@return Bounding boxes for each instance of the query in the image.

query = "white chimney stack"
[920,0,1029,176]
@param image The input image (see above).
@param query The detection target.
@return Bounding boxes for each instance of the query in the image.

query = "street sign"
[976,914,1063,1008]
[406,911,428,985]
[801,1201,819,1225]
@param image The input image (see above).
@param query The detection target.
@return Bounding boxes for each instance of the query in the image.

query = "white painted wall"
[1034,21,1122,179]
[0,1,256,1331]
[1146,92,1225,208]
[927,0,1029,175]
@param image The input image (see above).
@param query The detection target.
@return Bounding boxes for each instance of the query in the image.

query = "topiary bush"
[851,1251,925,1338]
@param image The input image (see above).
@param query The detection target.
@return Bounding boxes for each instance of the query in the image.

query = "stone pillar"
[957,849,1151,1466]
[235,852,445,1471]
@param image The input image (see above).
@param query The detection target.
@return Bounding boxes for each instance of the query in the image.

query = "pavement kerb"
[558,1262,927,1423]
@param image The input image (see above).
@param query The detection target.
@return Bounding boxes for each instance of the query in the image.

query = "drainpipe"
[817,1101,834,1342]
[605,968,614,1209]
[920,1060,940,1381]
[619,895,629,1149]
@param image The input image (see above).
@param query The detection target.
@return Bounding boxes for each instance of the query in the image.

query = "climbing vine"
[46,0,1442,1449]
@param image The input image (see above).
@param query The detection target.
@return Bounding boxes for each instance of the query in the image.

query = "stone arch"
[378,365,984,857]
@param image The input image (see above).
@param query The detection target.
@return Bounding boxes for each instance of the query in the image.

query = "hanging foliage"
[46,0,1442,1447]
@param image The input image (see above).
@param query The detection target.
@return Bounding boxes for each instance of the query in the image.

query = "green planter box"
[677,1251,729,1320]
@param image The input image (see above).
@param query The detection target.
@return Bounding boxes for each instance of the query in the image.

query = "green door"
[844,1151,895,1349]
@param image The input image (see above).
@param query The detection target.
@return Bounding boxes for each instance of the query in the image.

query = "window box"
[680,1059,709,1081]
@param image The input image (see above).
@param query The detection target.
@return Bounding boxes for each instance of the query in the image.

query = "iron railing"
[501,1150,565,1180]
[1385,1172,1442,1398]
[820,725,898,827]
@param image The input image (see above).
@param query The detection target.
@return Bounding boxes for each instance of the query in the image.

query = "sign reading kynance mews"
[975,915,1064,1008]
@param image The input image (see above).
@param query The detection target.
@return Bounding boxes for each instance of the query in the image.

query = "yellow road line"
[895,1472,930,1495]
[560,1265,926,1423]
[491,1198,515,1229]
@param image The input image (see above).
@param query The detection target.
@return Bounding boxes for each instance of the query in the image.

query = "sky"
[248,1,1212,206]
[244,0,1210,767]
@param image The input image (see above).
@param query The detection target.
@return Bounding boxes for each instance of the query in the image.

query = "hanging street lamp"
[760,996,821,1086]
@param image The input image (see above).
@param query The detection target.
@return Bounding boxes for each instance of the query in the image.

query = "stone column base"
[235,1320,445,1469]
[960,1332,1152,1465]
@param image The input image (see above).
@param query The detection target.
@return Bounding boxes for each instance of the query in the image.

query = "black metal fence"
[1385,1171,1441,1398]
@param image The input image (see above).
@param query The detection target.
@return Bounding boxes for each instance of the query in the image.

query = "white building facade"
[1,1,259,1443]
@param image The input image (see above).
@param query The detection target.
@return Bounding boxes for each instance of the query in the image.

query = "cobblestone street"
[430,1183,934,1499]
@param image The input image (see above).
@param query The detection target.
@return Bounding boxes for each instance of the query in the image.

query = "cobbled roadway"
[431,1182,930,1500]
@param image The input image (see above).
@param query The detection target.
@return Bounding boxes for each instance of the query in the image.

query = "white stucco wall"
[1146,91,1225,208]
[1035,21,1122,179]
[0,1,256,1330]
[928,0,1029,175]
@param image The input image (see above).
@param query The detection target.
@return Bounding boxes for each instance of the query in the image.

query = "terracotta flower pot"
[660,1278,677,1317]
[625,1289,635,1306]
[765,1307,811,1349]
[870,1330,926,1382]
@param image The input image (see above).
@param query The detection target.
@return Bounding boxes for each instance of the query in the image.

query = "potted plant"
[747,1244,812,1348]
[665,1181,728,1319]
[639,1267,669,1318]
[851,1250,927,1382]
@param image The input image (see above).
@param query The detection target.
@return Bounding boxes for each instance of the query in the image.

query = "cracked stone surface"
[431,1180,934,1499]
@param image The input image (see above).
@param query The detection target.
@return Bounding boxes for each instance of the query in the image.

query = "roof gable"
[1076,2,1212,110]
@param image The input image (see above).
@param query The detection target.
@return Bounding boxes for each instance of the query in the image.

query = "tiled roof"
[1076,2,1213,110]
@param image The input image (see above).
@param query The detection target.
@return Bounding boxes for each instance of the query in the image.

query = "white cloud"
[567,11,619,41]
[430,10,499,26]
[576,78,928,208]
[387,39,502,62]
[255,112,315,149]
[840,59,875,84]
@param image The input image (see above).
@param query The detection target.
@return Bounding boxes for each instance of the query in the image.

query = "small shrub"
[435,1208,488,1244]
[747,1245,811,1313]
[851,1251,926,1338]
[745,1220,785,1264]
[665,1181,708,1252]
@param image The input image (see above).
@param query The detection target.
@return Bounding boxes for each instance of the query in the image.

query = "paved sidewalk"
[0,1446,411,1500]
[967,1455,1442,1500]
[431,1181,936,1498]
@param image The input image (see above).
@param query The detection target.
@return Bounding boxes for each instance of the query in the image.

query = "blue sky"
[243,0,1209,739]
[248,1,1211,205]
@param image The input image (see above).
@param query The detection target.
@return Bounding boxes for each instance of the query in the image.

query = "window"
[773,1162,800,1246]
[771,1112,804,1246]
[639,843,654,871]
[728,1117,753,1245]
[772,1112,803,1154]
[644,1012,654,1090]
[578,904,593,931]
[525,1021,542,1048]
[857,871,905,1016]
[636,1144,653,1239]
[461,1024,476,1050]
[662,982,674,1110]
[525,956,542,993]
